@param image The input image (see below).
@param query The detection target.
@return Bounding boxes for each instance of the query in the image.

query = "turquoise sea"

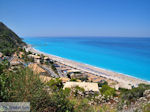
[23,37,150,81]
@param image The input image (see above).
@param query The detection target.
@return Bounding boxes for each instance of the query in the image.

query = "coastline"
[26,44,150,89]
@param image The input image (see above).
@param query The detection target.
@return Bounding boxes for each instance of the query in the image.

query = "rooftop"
[63,82,99,92]
[67,69,81,73]
[28,54,40,59]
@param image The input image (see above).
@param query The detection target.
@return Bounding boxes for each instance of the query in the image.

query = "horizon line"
[22,36,150,38]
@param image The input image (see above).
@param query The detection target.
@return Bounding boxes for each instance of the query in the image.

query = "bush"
[100,85,116,98]
[0,67,71,111]
[0,60,10,74]
[93,105,117,112]
[0,72,10,101]
[74,98,93,112]
[142,103,150,112]
[1,68,52,111]
[121,84,150,101]
[63,88,71,97]
[46,78,63,91]
[50,91,74,112]
[73,86,85,97]
[98,80,108,87]
[70,78,77,82]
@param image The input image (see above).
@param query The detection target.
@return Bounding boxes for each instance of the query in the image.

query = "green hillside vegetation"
[0,22,26,56]
[1,62,149,112]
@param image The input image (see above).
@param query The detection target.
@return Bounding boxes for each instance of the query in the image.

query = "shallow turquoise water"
[23,37,150,81]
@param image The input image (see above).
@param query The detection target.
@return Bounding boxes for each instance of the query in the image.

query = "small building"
[67,69,81,73]
[28,54,41,64]
[63,82,99,92]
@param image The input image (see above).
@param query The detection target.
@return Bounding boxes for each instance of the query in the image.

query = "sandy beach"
[26,45,150,89]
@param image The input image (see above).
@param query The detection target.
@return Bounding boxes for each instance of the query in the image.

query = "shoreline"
[26,45,150,89]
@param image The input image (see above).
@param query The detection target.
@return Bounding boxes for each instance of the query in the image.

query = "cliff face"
[0,22,26,56]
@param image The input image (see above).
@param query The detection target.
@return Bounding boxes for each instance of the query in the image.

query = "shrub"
[142,103,150,112]
[92,104,117,112]
[74,98,93,112]
[0,72,10,101]
[0,67,62,111]
[63,88,71,97]
[50,91,74,112]
[100,85,116,98]
[46,78,63,91]
[70,78,77,82]
[73,86,85,97]
[98,80,108,87]
[121,84,150,101]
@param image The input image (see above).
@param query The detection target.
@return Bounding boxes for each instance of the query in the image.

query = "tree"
[70,78,77,82]
[98,80,108,87]
[46,78,63,91]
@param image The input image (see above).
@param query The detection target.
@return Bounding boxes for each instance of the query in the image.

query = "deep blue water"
[23,37,150,81]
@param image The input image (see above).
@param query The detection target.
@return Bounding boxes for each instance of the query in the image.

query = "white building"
[63,82,99,92]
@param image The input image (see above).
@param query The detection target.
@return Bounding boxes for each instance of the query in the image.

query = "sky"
[0,0,150,37]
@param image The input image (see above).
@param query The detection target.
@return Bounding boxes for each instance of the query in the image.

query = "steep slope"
[0,22,26,56]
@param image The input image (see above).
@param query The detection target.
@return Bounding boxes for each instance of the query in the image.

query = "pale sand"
[26,45,150,89]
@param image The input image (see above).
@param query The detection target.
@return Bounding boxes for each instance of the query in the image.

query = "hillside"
[0,22,26,56]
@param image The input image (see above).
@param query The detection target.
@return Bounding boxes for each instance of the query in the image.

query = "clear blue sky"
[0,0,150,37]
